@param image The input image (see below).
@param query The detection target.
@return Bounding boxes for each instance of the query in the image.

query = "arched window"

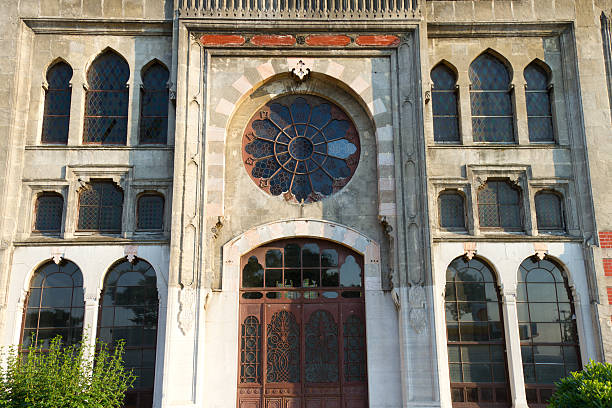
[431,63,460,142]
[524,63,554,143]
[98,259,159,408]
[42,62,72,144]
[517,257,580,406]
[439,191,466,230]
[535,191,564,232]
[469,53,514,143]
[137,194,164,231]
[477,180,522,231]
[77,181,123,232]
[22,260,84,348]
[445,257,510,407]
[84,50,129,145]
[139,62,169,144]
[34,193,63,233]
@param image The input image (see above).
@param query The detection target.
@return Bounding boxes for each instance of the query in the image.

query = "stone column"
[513,79,530,145]
[500,287,528,408]
[83,293,100,355]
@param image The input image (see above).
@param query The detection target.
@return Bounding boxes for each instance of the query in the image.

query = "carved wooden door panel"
[237,239,368,408]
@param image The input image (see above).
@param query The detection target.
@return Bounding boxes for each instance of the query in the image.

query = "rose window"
[242,95,360,203]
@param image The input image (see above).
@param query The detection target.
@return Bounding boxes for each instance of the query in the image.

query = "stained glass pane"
[243,95,359,203]
[23,261,84,348]
[535,192,564,230]
[343,315,366,382]
[35,194,63,232]
[439,193,465,229]
[472,117,514,143]
[84,51,129,145]
[432,64,460,143]
[42,62,72,144]
[469,54,510,91]
[140,63,169,144]
[137,195,164,230]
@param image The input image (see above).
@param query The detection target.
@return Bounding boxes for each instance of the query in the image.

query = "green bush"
[548,361,612,408]
[0,336,135,408]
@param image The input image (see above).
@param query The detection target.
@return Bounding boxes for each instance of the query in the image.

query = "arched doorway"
[238,238,368,408]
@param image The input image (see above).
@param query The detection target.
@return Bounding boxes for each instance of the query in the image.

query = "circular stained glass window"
[242,95,360,203]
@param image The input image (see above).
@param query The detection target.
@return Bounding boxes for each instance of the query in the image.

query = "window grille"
[83,51,129,145]
[439,192,466,230]
[98,259,158,408]
[22,260,84,349]
[517,258,580,406]
[77,181,123,232]
[431,64,460,142]
[524,63,554,143]
[535,192,564,232]
[140,62,169,144]
[477,180,522,230]
[137,194,164,231]
[445,257,511,406]
[34,193,63,233]
[469,54,514,143]
[42,62,72,144]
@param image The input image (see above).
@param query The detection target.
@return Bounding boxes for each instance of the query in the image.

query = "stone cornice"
[427,21,572,38]
[22,18,172,36]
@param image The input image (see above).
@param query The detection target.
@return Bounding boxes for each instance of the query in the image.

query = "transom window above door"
[242,94,360,204]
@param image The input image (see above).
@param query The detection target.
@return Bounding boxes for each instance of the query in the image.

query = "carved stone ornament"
[178,286,196,335]
[290,59,312,81]
[463,242,477,260]
[124,245,138,263]
[50,247,65,264]
[533,242,548,260]
[408,284,427,334]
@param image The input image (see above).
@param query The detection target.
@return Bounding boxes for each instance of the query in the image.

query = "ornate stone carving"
[533,242,548,260]
[290,59,312,81]
[210,216,224,239]
[408,284,426,334]
[463,242,477,260]
[124,245,138,263]
[50,247,64,264]
[178,286,196,334]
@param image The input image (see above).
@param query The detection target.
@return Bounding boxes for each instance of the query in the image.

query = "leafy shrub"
[0,336,135,408]
[548,361,612,408]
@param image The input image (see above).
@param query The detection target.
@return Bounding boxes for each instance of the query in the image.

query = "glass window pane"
[461,345,489,363]
[265,250,282,267]
[439,193,465,229]
[533,346,563,364]
[320,248,336,267]
[463,363,492,383]
[527,283,557,302]
[265,269,282,287]
[339,255,361,287]
[530,322,562,343]
[242,256,264,288]
[535,364,565,384]
[322,268,339,287]
[284,269,301,288]
[284,244,301,267]
[529,303,559,322]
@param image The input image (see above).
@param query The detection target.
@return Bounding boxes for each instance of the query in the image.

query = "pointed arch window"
[140,62,169,144]
[445,257,510,407]
[84,51,130,145]
[77,180,123,232]
[431,63,460,142]
[524,63,554,143]
[22,260,84,348]
[98,259,159,408]
[34,193,64,233]
[42,62,72,144]
[517,258,581,406]
[469,53,514,143]
[477,180,522,231]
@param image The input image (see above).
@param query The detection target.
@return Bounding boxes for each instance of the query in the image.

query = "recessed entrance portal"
[238,238,368,408]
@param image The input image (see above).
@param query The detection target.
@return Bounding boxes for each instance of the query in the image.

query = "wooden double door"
[237,239,368,408]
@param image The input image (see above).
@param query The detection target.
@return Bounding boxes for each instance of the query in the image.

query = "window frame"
[41,61,73,145]
[524,62,556,144]
[438,190,467,232]
[139,61,170,145]
[136,192,165,232]
[431,63,461,144]
[33,192,65,234]
[476,179,524,232]
[76,180,124,233]
[534,190,566,233]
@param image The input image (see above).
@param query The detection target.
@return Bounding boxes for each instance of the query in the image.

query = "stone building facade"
[0,1,611,407]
